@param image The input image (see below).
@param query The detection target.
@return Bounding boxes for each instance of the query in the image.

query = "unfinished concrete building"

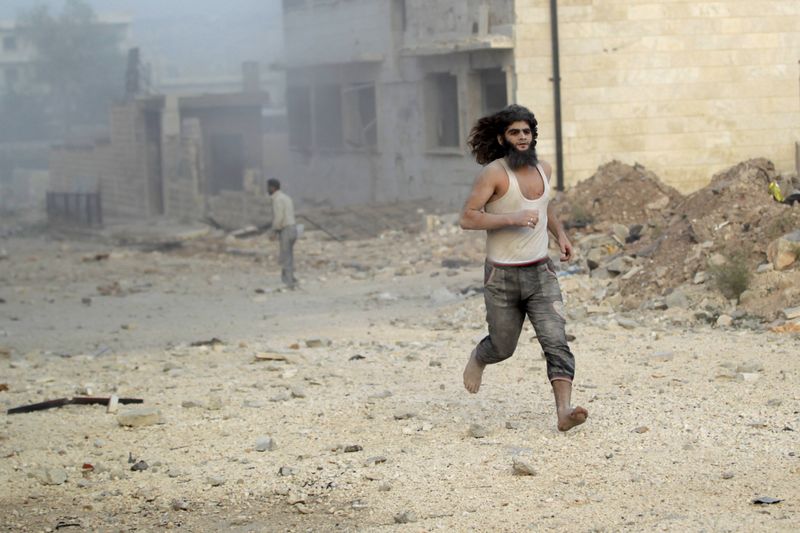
[283,0,800,207]
[49,87,271,227]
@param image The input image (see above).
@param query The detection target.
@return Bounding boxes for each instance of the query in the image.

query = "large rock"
[767,230,800,271]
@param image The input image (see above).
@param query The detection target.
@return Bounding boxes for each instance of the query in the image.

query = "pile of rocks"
[565,158,800,324]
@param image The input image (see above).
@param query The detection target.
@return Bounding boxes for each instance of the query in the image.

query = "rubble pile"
[561,160,683,227]
[565,158,800,321]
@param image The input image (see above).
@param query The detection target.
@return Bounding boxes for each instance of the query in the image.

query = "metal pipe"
[549,0,565,191]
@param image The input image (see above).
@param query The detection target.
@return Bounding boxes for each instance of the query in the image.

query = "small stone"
[468,424,489,438]
[106,394,120,414]
[716,314,733,327]
[290,386,306,398]
[394,511,418,524]
[286,491,306,505]
[181,400,204,409]
[344,444,363,453]
[305,338,331,348]
[270,392,290,402]
[756,263,773,273]
[505,421,519,430]
[171,499,190,511]
[33,467,67,486]
[665,290,689,309]
[393,411,416,420]
[364,456,387,467]
[512,458,537,476]
[117,408,164,427]
[714,368,737,381]
[130,460,149,472]
[650,351,674,362]
[633,426,649,434]
[207,475,225,486]
[367,390,392,400]
[721,472,734,479]
[782,306,800,320]
[616,317,639,330]
[206,396,224,411]
[278,466,296,476]
[351,500,368,510]
[255,436,276,452]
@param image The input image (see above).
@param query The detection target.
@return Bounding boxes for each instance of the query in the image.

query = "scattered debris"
[751,496,783,505]
[117,407,164,427]
[130,460,149,472]
[7,396,143,415]
[394,511,418,524]
[512,458,537,476]
[190,338,224,347]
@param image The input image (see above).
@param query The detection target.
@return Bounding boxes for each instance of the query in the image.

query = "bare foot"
[463,349,485,394]
[557,406,588,432]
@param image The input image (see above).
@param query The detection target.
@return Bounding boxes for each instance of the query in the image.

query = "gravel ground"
[1,231,798,532]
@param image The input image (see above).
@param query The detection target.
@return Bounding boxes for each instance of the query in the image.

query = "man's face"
[268,185,277,195]
[499,120,533,152]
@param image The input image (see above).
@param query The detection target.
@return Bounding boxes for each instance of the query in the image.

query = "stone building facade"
[282,0,800,208]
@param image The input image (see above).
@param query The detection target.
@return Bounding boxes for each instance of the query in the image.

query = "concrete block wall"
[48,142,114,194]
[162,133,204,222]
[103,104,150,218]
[514,0,800,192]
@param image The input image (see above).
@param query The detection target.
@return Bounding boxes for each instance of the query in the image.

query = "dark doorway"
[144,112,164,215]
[209,133,245,194]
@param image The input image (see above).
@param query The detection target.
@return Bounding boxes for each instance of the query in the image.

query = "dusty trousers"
[278,225,298,287]
[474,258,575,382]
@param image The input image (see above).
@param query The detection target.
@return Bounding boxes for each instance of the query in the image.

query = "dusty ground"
[1,219,798,533]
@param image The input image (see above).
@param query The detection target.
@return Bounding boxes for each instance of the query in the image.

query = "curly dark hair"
[467,104,538,165]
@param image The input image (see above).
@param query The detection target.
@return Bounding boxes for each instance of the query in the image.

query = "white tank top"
[485,159,551,265]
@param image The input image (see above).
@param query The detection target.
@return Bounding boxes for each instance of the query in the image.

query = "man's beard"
[504,143,538,170]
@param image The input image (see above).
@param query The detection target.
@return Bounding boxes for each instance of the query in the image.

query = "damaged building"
[282,0,800,208]
[48,66,275,228]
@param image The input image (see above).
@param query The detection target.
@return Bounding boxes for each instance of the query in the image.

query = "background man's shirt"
[271,190,296,231]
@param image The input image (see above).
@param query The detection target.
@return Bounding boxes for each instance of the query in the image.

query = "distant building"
[0,20,36,93]
[49,87,272,225]
[282,0,800,208]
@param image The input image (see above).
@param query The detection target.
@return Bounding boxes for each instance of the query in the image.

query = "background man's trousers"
[278,225,298,287]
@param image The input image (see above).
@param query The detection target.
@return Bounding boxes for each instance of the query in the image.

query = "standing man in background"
[268,178,298,289]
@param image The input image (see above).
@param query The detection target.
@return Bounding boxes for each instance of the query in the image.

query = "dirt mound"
[562,160,683,227]
[618,158,800,309]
